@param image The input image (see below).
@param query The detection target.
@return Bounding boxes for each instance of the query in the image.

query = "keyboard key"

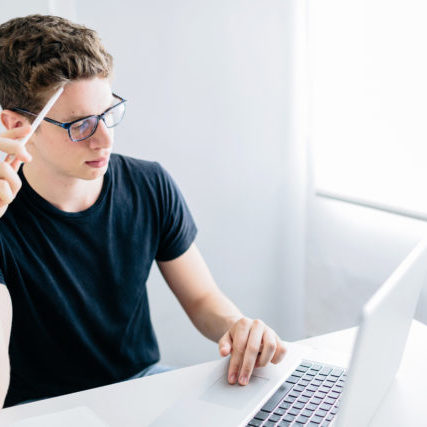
[312,379,322,386]
[315,409,327,417]
[288,407,300,416]
[296,366,309,373]
[269,414,281,422]
[293,401,305,410]
[307,385,317,392]
[292,370,304,377]
[330,368,343,377]
[287,376,300,384]
[294,385,304,392]
[319,367,332,375]
[248,419,263,427]
[310,415,323,423]
[306,403,317,411]
[284,396,296,404]
[262,382,293,412]
[314,392,326,399]
[274,408,286,416]
[284,414,296,422]
[329,391,339,399]
[299,379,310,386]
[278,421,291,427]
[301,409,314,417]
[324,398,335,405]
[302,391,314,398]
[263,421,276,427]
[279,402,291,410]
[311,397,321,405]
[300,361,313,368]
[295,415,309,424]
[298,396,309,404]
[254,410,269,421]
[311,364,322,371]
[320,403,332,411]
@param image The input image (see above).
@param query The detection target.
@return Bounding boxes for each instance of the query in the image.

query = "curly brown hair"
[0,14,113,121]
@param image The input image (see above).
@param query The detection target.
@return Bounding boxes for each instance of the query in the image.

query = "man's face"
[27,77,115,181]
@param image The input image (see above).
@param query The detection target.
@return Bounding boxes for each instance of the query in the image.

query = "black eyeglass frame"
[11,93,127,142]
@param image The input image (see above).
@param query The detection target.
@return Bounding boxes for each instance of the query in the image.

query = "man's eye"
[72,120,90,132]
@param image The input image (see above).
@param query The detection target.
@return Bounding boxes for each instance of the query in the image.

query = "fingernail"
[229,373,236,383]
[239,375,248,385]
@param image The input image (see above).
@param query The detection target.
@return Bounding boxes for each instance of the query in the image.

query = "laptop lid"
[335,239,427,427]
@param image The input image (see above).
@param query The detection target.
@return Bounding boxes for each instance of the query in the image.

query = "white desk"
[0,320,426,426]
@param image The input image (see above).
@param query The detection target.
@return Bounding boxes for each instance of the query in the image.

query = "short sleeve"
[154,163,198,261]
[0,236,6,285]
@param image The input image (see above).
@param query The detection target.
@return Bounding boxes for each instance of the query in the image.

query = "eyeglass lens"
[69,102,125,141]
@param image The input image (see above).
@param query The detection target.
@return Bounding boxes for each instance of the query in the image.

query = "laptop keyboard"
[246,360,346,426]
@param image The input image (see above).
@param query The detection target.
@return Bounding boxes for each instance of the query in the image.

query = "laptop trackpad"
[200,374,270,409]
[149,374,272,426]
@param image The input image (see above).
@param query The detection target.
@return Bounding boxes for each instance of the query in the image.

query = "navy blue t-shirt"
[0,154,197,407]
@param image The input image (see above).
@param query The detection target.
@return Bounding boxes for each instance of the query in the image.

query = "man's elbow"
[0,286,12,409]
[0,352,10,409]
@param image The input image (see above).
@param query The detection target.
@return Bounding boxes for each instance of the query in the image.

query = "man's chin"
[81,161,109,180]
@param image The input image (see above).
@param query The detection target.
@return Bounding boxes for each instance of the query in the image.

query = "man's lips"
[85,157,109,168]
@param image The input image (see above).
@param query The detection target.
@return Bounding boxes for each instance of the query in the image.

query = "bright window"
[309,0,427,218]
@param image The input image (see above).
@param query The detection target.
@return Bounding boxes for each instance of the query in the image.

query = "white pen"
[7,86,64,164]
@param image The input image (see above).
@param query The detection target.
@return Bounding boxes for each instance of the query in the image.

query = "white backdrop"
[1,1,308,367]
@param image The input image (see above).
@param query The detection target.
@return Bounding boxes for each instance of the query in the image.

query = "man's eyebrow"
[65,98,115,122]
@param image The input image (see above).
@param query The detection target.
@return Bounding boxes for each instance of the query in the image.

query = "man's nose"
[88,119,113,150]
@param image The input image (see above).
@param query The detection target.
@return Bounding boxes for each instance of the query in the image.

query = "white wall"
[1,2,307,367]
[73,0,307,366]
[305,194,427,337]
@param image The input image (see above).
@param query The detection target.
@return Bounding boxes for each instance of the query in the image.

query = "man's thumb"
[218,332,232,357]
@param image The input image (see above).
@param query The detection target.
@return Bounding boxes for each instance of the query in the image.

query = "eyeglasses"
[12,93,127,142]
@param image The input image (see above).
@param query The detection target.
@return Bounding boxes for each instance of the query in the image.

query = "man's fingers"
[256,328,278,367]
[0,126,33,162]
[218,331,232,357]
[0,162,22,199]
[0,141,32,163]
[227,319,251,384]
[0,179,14,206]
[1,125,32,140]
[271,337,287,364]
[238,320,264,385]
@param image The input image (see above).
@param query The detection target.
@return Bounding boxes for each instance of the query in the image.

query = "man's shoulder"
[109,153,165,183]
[110,153,161,174]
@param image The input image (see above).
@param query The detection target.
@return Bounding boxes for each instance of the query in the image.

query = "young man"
[0,15,286,408]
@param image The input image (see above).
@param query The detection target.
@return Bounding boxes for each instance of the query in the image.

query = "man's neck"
[22,162,104,213]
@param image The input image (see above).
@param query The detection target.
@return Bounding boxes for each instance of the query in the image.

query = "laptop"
[149,238,427,427]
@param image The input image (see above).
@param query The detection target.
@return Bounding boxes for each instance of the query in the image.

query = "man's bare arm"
[157,243,286,386]
[0,285,12,408]
[157,243,243,341]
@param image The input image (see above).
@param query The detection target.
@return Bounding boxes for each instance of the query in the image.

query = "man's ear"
[1,110,30,130]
